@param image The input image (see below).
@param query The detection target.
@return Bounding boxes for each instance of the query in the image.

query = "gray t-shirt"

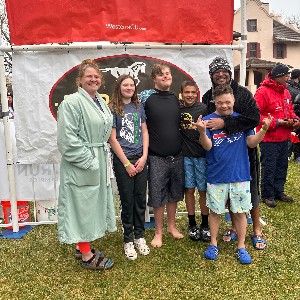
[112,102,146,157]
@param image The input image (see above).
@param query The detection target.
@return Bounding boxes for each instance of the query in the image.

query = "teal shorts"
[206,181,252,214]
[183,157,207,191]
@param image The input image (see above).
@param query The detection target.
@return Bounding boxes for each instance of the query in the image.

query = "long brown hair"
[109,75,139,117]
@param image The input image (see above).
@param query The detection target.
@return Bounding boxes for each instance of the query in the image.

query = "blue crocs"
[236,248,252,264]
[204,245,220,260]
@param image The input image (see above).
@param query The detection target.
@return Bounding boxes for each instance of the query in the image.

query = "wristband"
[260,128,267,133]
[124,161,131,168]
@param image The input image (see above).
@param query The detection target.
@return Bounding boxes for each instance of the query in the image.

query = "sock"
[188,214,197,227]
[201,214,209,228]
[77,242,91,253]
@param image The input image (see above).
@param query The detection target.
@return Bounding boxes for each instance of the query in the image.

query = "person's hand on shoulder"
[206,118,225,131]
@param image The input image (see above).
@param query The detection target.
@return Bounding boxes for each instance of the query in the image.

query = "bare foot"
[222,229,237,242]
[167,227,184,239]
[151,233,163,248]
[81,251,94,262]
[251,233,267,250]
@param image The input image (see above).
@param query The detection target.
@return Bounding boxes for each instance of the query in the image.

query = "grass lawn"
[1,160,300,300]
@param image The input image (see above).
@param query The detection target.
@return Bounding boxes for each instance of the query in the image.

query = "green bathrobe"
[57,87,116,244]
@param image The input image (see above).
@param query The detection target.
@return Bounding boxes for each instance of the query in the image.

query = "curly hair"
[213,84,233,97]
[151,63,170,79]
[76,59,103,88]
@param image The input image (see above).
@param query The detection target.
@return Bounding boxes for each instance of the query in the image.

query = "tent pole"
[240,0,247,87]
[0,42,19,232]
[0,43,244,53]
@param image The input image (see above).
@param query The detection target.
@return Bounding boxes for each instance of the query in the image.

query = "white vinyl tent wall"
[0,0,248,232]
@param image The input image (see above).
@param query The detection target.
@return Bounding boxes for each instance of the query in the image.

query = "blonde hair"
[76,59,103,87]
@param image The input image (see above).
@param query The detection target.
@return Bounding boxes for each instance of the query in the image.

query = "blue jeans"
[259,141,288,200]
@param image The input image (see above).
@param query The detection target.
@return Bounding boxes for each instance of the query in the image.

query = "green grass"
[1,161,300,300]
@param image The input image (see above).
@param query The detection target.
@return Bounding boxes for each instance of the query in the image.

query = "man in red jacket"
[255,63,300,208]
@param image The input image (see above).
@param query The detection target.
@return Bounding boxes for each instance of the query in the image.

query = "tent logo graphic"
[49,55,196,120]
[100,62,146,85]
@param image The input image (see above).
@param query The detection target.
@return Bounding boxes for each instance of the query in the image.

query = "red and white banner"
[5,0,234,45]
[11,48,233,164]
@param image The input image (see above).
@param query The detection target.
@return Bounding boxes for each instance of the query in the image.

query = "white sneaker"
[124,242,137,260]
[134,238,150,256]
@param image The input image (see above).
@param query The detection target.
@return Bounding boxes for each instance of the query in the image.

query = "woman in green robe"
[57,59,116,270]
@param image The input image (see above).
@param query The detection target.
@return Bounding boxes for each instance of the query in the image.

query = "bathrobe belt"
[84,142,114,186]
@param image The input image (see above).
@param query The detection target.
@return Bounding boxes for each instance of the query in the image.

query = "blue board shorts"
[183,157,207,191]
[206,181,252,214]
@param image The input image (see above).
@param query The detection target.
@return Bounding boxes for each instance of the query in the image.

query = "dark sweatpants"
[248,146,260,209]
[294,143,300,160]
[113,155,147,243]
[259,141,289,200]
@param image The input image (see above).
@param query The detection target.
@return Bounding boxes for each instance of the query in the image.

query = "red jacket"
[254,75,297,142]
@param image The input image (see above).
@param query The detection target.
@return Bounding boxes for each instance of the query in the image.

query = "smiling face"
[212,69,231,86]
[120,77,135,102]
[153,67,172,91]
[79,67,102,98]
[182,85,198,107]
[214,93,235,116]
[273,74,290,85]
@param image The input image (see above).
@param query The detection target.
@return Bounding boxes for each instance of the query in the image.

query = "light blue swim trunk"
[206,181,252,214]
[183,157,207,191]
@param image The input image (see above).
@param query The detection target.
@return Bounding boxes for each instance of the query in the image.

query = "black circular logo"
[49,54,199,120]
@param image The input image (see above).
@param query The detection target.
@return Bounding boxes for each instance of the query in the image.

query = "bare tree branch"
[283,14,300,30]
[287,15,300,30]
[0,0,12,75]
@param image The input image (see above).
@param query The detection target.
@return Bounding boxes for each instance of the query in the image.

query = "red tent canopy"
[5,0,234,45]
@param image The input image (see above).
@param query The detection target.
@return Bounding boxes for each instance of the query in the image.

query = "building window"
[249,43,257,57]
[247,42,261,58]
[247,19,257,32]
[273,43,287,59]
